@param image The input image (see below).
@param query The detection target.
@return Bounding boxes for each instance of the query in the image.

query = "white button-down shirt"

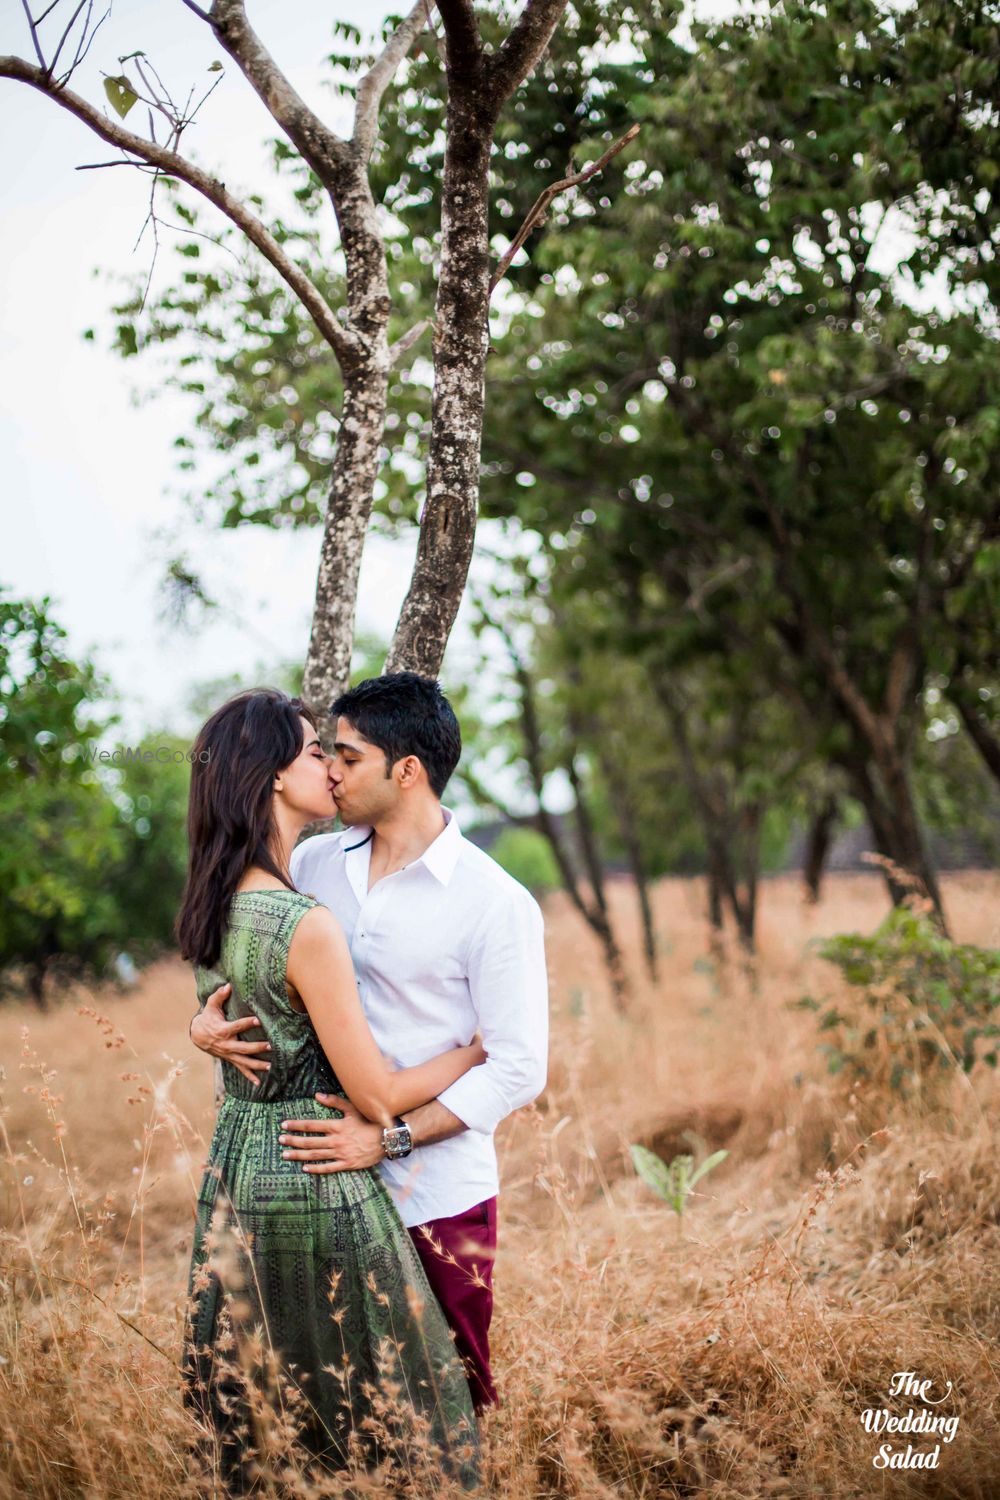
[288,807,549,1227]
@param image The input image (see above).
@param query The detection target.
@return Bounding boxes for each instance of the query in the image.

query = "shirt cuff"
[436,1071,512,1136]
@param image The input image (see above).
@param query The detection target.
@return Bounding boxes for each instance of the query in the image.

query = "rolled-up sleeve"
[436,887,549,1135]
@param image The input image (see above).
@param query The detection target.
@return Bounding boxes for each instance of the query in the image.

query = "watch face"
[384,1124,412,1158]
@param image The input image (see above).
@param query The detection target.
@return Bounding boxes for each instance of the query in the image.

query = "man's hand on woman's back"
[189,982,272,1086]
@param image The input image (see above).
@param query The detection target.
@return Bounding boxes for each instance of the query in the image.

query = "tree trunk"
[27,957,48,1009]
[837,740,948,930]
[707,858,725,931]
[803,793,839,903]
[620,798,658,981]
[499,637,630,1010]
[595,746,657,980]
[303,359,387,709]
[743,469,949,928]
[650,672,757,949]
[565,754,630,1006]
[734,801,761,949]
[385,98,493,676]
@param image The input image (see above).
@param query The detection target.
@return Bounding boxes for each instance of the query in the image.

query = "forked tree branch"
[488,0,569,104]
[0,53,364,364]
[203,0,351,187]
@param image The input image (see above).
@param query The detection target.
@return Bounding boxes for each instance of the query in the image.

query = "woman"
[176,688,481,1492]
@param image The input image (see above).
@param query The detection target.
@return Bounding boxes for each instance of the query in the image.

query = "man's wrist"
[402,1100,466,1149]
[381,1117,413,1160]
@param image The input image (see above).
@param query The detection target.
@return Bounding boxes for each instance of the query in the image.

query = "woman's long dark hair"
[175,688,319,968]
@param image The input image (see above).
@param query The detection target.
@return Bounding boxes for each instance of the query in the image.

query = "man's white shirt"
[288,807,549,1227]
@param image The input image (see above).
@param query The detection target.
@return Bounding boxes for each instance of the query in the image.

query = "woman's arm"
[286,906,484,1126]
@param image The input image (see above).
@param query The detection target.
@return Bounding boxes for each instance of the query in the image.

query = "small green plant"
[792,905,1000,1096]
[629,1143,729,1230]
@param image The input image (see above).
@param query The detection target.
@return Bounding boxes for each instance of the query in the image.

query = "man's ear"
[397,754,423,787]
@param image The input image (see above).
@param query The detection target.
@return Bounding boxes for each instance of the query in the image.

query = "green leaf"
[688,1149,729,1189]
[629,1143,674,1202]
[103,75,138,119]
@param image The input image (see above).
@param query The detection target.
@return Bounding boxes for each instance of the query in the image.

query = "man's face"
[329,716,400,826]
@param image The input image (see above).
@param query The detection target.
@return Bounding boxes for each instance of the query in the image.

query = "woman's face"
[274,715,337,820]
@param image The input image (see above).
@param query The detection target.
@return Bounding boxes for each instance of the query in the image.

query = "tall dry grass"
[2,870,999,1498]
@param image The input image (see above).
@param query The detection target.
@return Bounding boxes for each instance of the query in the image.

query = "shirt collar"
[340,806,463,889]
[417,806,463,886]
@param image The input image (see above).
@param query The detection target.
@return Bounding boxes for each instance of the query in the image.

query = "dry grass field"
[3,870,1000,1499]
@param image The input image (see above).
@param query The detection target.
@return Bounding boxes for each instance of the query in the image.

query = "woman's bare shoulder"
[288,902,348,959]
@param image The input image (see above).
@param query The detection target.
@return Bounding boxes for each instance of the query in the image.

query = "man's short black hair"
[330,672,461,798]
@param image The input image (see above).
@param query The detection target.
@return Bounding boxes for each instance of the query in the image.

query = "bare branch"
[205,0,350,189]
[490,123,639,291]
[60,3,111,82]
[49,0,89,79]
[75,157,141,170]
[489,0,568,104]
[0,54,363,365]
[180,0,212,19]
[388,318,433,366]
[352,0,431,162]
[19,0,48,70]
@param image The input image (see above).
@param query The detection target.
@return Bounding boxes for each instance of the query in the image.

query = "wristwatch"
[381,1118,413,1160]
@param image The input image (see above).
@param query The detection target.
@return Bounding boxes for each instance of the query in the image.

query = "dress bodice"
[194,888,341,1103]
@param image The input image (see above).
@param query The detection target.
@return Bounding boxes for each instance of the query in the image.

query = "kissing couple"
[176,672,549,1492]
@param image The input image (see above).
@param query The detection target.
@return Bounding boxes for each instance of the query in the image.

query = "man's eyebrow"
[333,739,364,754]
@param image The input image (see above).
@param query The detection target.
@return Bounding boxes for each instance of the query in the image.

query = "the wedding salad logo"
[861,1371,959,1470]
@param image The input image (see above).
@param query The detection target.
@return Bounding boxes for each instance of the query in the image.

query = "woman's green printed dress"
[183,889,480,1490]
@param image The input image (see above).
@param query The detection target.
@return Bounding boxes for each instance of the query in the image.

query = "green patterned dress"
[183,888,479,1492]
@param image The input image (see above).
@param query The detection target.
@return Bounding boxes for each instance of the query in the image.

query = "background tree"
[474,0,1000,930]
[0,591,153,1002]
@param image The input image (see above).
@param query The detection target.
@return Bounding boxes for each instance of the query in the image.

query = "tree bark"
[27,957,48,1009]
[386,95,493,673]
[564,753,630,1002]
[803,793,839,903]
[386,0,570,675]
[707,858,725,931]
[502,639,629,1009]
[650,672,758,948]
[834,739,947,924]
[303,357,387,709]
[597,746,658,980]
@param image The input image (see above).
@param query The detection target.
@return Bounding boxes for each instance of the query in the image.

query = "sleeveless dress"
[182,888,480,1492]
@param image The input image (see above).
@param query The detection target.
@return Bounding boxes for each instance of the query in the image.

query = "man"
[190,671,549,1411]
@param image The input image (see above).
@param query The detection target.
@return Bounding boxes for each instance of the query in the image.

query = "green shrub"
[793,906,1000,1096]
